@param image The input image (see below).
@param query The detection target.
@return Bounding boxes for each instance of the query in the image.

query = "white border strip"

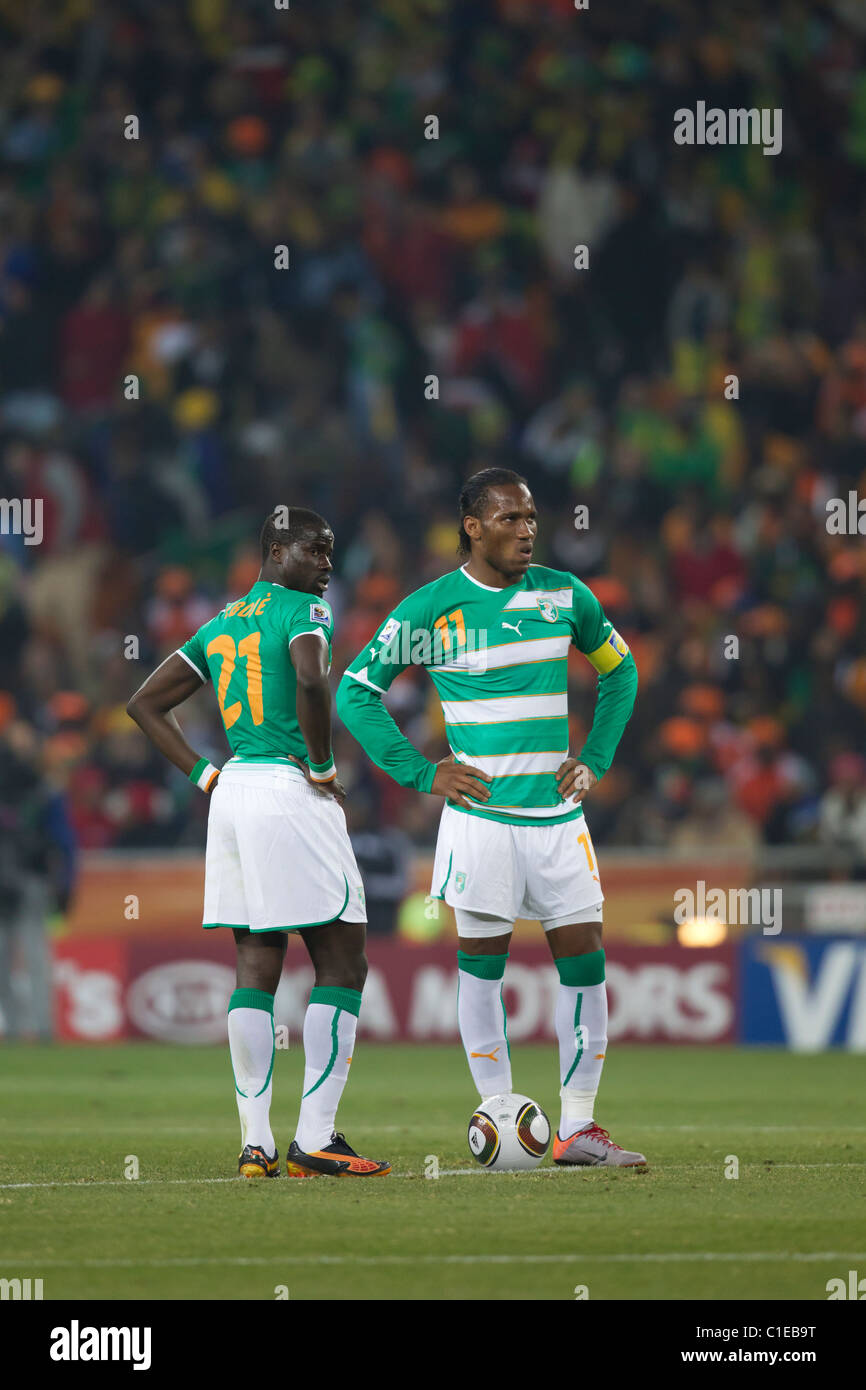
[175,648,207,682]
[2,1252,863,1268]
[1,1161,861,1191]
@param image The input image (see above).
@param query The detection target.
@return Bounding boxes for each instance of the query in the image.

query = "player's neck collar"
[460,563,523,593]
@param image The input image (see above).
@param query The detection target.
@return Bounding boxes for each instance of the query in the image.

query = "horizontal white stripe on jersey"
[456,750,565,776]
[438,633,571,673]
[441,692,567,725]
[482,801,580,819]
[502,588,573,611]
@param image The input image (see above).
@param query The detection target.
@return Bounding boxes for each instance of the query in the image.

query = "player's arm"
[290,631,342,796]
[557,581,638,803]
[126,653,220,791]
[335,608,491,810]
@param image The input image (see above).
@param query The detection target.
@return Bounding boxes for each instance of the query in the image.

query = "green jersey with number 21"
[177,580,333,763]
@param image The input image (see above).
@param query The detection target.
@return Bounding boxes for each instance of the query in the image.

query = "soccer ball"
[467,1092,551,1171]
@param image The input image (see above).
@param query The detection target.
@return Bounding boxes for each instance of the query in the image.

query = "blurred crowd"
[1,0,866,911]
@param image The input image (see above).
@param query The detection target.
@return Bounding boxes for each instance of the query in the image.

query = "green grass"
[1,1043,864,1300]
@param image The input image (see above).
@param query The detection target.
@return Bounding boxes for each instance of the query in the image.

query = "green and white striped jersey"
[336,564,637,826]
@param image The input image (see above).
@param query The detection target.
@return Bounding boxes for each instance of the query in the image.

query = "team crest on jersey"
[309,603,331,625]
[455,871,467,893]
[537,598,559,623]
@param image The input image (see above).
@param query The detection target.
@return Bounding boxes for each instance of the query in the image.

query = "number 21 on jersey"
[207,632,263,728]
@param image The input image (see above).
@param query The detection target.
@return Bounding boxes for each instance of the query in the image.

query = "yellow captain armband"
[584,628,630,675]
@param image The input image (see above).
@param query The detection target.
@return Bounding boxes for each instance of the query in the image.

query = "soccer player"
[126,509,390,1179]
[337,469,646,1167]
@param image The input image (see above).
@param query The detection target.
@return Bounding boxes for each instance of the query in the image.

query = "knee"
[235,940,285,995]
[317,951,367,994]
[237,962,282,995]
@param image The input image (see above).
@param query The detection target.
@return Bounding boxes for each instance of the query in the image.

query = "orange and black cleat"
[238,1144,280,1178]
[285,1131,391,1178]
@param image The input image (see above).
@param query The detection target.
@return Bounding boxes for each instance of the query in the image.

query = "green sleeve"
[336,595,438,793]
[285,596,334,658]
[177,628,210,683]
[568,578,638,781]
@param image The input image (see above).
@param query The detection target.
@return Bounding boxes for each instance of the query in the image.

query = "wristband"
[308,756,337,783]
[189,757,220,792]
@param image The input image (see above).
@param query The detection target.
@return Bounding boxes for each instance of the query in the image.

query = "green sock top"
[309,985,362,1017]
[555,949,606,987]
[457,951,508,981]
[228,988,274,1014]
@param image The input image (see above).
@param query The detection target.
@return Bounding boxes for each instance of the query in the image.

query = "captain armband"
[584,629,630,675]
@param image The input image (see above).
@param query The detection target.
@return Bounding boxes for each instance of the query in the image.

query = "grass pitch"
[1,1043,864,1301]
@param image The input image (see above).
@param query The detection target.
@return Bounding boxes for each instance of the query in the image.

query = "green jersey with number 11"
[336,563,637,826]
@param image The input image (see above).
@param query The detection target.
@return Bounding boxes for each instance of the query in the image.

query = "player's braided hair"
[457,468,528,555]
[260,507,330,560]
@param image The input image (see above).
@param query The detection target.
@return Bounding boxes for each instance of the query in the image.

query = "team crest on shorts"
[537,598,558,623]
[455,871,467,893]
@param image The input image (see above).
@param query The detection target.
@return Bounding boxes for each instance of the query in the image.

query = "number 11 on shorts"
[577,832,600,883]
[577,832,594,871]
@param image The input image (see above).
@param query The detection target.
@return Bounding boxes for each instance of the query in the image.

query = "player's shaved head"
[458,468,528,556]
[260,507,330,560]
[259,507,334,597]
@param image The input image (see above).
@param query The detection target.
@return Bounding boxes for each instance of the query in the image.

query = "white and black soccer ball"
[467,1092,551,1171]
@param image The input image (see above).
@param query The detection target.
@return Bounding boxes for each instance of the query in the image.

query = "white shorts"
[431,803,604,936]
[203,760,366,933]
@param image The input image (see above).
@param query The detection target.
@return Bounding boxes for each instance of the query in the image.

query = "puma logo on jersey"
[501,620,522,636]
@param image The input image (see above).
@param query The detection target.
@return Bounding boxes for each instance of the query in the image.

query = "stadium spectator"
[0,0,862,874]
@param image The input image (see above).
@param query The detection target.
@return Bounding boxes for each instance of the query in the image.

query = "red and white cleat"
[553,1122,647,1168]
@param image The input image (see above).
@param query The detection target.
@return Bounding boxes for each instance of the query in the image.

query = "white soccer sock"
[457,951,512,1099]
[555,950,608,1139]
[294,986,361,1152]
[228,989,276,1153]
